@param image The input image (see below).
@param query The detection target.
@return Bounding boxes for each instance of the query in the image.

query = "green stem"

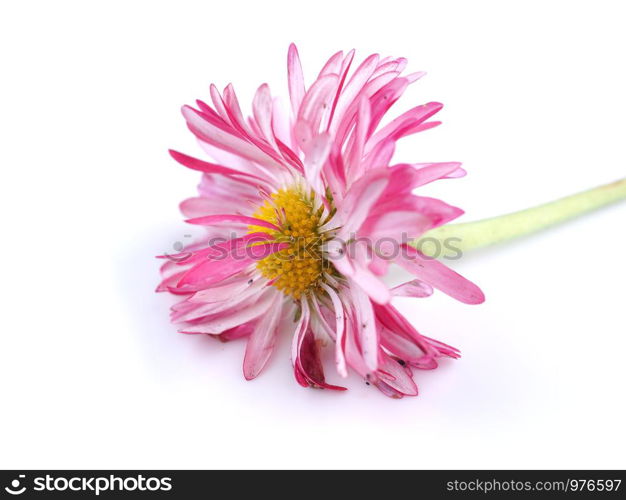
[414,177,626,258]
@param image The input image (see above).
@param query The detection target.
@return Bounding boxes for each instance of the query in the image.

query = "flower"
[157,44,484,397]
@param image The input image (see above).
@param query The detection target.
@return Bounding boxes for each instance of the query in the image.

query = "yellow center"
[249,188,329,299]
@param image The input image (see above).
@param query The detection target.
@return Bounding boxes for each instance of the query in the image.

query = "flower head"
[158,44,484,397]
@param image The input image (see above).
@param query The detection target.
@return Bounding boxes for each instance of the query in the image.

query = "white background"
[1,0,625,469]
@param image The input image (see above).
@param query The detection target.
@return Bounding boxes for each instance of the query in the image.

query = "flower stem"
[415,177,626,258]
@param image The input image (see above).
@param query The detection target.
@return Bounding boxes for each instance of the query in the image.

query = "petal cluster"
[158,45,484,397]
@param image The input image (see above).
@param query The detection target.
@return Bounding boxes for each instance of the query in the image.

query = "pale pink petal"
[347,257,391,305]
[287,43,305,117]
[329,53,379,134]
[173,278,267,322]
[302,132,331,193]
[317,50,343,78]
[190,273,262,303]
[180,289,276,334]
[344,98,371,179]
[349,281,379,371]
[182,106,285,172]
[320,282,347,377]
[243,293,284,379]
[297,74,338,132]
[391,279,434,298]
[337,168,389,237]
[376,350,418,396]
[252,84,280,150]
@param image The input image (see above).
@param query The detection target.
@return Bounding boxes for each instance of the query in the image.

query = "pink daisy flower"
[158,44,484,398]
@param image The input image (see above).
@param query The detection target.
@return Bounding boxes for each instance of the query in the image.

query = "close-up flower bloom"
[158,44,485,397]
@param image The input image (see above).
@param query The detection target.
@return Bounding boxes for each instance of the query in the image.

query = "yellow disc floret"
[250,187,328,299]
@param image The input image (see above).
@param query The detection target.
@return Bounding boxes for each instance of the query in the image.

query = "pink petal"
[287,43,305,117]
[366,102,443,153]
[360,210,432,242]
[337,168,389,237]
[329,53,379,135]
[177,233,272,266]
[344,97,371,179]
[376,350,418,396]
[320,283,347,377]
[176,242,287,287]
[391,279,434,298]
[176,254,254,288]
[169,150,264,183]
[297,74,338,132]
[243,293,284,379]
[180,290,276,334]
[185,214,280,232]
[173,278,267,322]
[182,106,284,173]
[190,273,261,303]
[396,245,485,304]
[317,50,343,78]
[296,329,347,391]
[348,281,379,370]
[252,84,280,150]
[348,260,391,305]
[216,321,256,342]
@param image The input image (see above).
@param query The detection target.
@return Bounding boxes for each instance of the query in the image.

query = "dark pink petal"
[176,233,271,266]
[295,329,347,391]
[176,242,287,288]
[215,321,256,342]
[168,150,264,183]
[373,303,449,366]
[156,270,188,294]
[176,255,254,288]
[367,78,410,135]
